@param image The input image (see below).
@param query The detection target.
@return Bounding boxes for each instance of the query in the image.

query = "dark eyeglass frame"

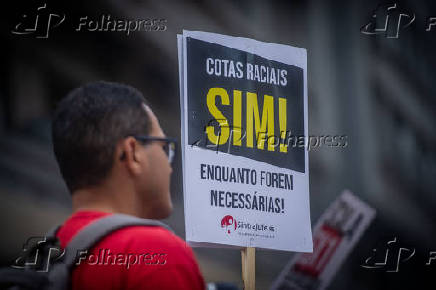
[132,135,177,164]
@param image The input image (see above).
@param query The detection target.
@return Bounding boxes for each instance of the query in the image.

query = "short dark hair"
[52,81,151,193]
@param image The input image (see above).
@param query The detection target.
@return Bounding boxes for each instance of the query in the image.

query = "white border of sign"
[178,30,312,252]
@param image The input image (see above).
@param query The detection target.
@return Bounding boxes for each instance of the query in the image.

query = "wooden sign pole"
[241,247,255,290]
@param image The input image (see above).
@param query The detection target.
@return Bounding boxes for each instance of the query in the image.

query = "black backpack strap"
[47,213,172,289]
[45,225,61,240]
[0,268,49,290]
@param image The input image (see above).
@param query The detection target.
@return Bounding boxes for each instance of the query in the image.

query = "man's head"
[52,81,173,218]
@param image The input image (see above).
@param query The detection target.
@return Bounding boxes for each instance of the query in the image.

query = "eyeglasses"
[132,136,177,164]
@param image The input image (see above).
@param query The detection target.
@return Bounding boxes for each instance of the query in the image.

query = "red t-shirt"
[56,211,205,290]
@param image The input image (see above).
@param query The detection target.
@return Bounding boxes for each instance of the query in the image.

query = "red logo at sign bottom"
[221,215,237,234]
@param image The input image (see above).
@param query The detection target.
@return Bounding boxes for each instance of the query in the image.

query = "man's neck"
[71,184,141,217]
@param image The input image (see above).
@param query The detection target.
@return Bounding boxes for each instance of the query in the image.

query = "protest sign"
[178,30,312,252]
[271,190,376,290]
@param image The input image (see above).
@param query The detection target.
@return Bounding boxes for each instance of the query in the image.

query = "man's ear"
[117,137,147,176]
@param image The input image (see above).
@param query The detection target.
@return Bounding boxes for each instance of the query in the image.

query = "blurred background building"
[1,0,435,289]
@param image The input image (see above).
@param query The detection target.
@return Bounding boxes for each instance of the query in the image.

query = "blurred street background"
[1,0,435,289]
